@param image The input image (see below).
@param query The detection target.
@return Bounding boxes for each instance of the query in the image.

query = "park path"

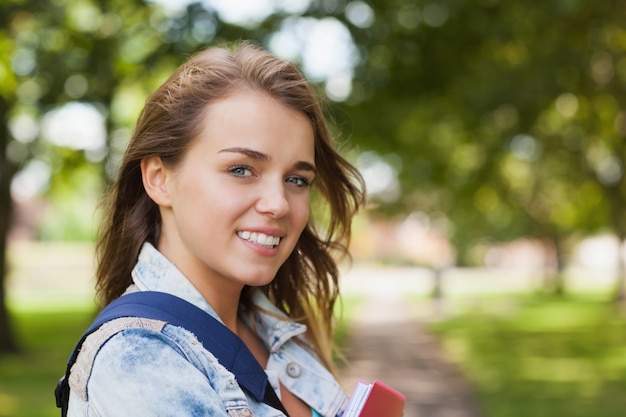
[339,268,484,417]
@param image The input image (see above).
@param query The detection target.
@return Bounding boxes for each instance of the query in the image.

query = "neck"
[155,228,245,333]
[197,282,243,333]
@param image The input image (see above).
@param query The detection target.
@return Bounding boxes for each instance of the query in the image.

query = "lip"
[237,227,285,238]
[237,227,285,256]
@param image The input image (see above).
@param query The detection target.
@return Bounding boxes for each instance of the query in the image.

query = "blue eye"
[229,165,253,177]
[287,176,311,187]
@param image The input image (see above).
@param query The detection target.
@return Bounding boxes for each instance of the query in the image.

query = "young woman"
[65,42,365,417]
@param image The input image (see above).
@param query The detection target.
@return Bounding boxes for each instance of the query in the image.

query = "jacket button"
[286,362,301,378]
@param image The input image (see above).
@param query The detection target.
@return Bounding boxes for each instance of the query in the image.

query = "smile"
[237,231,281,248]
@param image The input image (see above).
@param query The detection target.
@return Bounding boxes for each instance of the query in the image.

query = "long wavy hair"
[96,41,365,371]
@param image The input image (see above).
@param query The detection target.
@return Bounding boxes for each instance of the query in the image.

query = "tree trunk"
[543,236,565,295]
[614,238,626,315]
[554,236,566,295]
[607,179,626,309]
[0,96,18,353]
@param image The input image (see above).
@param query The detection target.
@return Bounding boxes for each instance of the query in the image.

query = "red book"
[343,379,406,417]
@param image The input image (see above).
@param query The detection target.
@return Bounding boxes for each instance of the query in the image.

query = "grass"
[8,277,623,417]
[0,308,95,417]
[334,295,364,368]
[428,292,626,417]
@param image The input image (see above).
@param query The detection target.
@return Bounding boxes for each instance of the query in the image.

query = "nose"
[255,179,290,218]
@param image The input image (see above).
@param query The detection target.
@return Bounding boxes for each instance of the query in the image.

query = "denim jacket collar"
[247,291,308,352]
[131,242,307,351]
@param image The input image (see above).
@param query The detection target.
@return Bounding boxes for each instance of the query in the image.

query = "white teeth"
[238,231,280,247]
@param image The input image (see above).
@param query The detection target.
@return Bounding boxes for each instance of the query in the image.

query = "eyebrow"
[219,147,270,161]
[218,147,317,173]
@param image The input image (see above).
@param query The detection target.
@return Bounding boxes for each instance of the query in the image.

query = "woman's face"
[148,91,315,296]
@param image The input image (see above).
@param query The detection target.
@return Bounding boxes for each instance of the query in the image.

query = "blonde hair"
[96,41,365,371]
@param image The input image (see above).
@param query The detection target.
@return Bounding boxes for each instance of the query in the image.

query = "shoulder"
[68,317,170,398]
[68,317,245,416]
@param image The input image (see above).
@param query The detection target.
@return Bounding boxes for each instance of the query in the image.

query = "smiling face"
[141,91,315,301]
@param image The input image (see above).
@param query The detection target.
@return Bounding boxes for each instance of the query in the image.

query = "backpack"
[54,291,289,416]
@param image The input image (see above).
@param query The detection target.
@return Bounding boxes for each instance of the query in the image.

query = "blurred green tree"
[3,0,626,352]
[331,0,625,298]
[0,0,267,353]
[1,0,26,353]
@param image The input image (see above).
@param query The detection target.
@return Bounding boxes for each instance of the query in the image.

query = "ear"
[141,156,173,207]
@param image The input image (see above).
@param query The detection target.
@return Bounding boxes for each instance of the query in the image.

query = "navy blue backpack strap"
[55,291,289,416]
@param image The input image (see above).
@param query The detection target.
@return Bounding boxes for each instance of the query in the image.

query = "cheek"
[177,176,244,214]
[291,197,311,230]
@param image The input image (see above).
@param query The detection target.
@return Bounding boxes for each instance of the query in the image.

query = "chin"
[232,264,282,288]
[237,272,277,288]
[245,278,277,288]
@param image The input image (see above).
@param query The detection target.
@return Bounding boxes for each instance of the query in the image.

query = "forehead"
[196,91,315,157]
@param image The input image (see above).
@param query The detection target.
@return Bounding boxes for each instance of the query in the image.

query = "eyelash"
[228,164,312,187]
[228,164,254,177]
[287,176,311,188]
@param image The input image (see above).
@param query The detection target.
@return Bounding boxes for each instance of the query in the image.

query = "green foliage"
[429,293,626,417]
[0,309,94,417]
[334,0,626,264]
[39,161,103,241]
[3,0,623,257]
[3,0,626,350]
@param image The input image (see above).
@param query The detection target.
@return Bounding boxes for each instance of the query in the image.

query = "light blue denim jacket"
[67,243,348,417]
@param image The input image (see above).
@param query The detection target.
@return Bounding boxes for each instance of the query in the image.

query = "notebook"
[343,379,406,417]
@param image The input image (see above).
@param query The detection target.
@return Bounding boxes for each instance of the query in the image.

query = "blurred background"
[1,0,626,416]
